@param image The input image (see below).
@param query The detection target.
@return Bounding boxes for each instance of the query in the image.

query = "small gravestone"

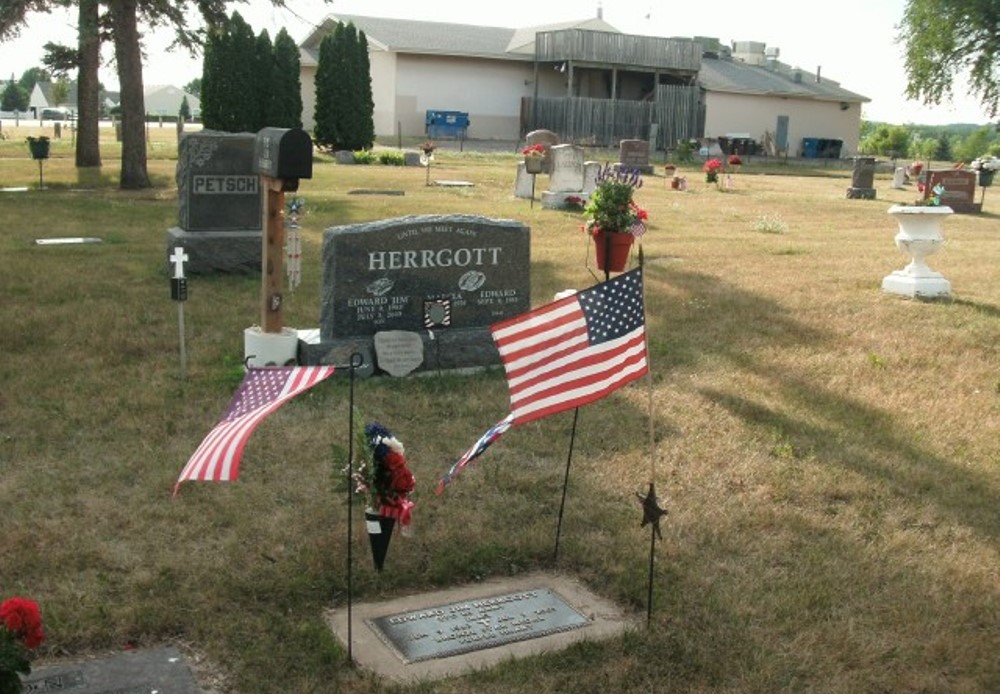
[166,130,263,274]
[404,151,423,167]
[514,163,534,199]
[335,150,355,164]
[892,167,906,189]
[846,156,877,199]
[619,139,653,174]
[301,214,530,373]
[525,129,559,173]
[547,145,585,193]
[21,646,201,693]
[582,161,601,193]
[925,169,980,213]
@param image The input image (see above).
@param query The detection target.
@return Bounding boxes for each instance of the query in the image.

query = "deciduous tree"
[898,0,1000,119]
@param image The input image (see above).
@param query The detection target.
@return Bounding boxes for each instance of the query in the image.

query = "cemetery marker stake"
[169,246,189,380]
[344,351,364,667]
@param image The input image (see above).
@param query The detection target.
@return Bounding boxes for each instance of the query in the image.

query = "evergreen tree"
[353,29,375,150]
[313,29,340,151]
[200,12,257,133]
[272,28,302,128]
[179,95,191,121]
[253,29,273,131]
[1,76,28,111]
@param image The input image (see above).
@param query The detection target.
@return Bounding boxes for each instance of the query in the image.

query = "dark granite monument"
[166,130,263,274]
[299,214,530,375]
[619,139,653,174]
[846,156,877,199]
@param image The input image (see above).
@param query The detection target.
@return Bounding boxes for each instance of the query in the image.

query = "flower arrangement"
[1,597,45,693]
[419,141,436,155]
[347,422,416,525]
[582,163,647,238]
[522,143,546,158]
[703,158,723,183]
[564,194,586,211]
[914,181,946,206]
[969,156,999,172]
[727,154,743,168]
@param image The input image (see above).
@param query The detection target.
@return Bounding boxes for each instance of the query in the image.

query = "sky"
[0,0,991,126]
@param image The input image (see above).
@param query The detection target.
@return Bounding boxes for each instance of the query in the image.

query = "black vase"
[364,510,395,572]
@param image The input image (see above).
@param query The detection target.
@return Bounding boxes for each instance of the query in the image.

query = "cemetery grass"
[1,143,998,693]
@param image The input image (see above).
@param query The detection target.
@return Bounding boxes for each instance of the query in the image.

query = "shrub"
[378,151,405,166]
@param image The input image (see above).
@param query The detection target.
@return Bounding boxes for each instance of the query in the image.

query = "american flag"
[173,366,335,495]
[492,267,648,425]
[436,413,514,494]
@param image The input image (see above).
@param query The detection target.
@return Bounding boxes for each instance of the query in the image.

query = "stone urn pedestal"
[881,205,952,298]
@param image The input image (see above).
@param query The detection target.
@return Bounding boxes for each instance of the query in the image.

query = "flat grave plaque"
[368,587,590,663]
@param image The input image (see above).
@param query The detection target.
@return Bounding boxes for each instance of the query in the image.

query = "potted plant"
[581,163,647,273]
[1,596,45,694]
[522,143,546,174]
[344,422,416,571]
[970,155,998,187]
[703,157,723,185]
[26,135,49,160]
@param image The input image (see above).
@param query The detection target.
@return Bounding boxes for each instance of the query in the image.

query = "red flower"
[390,466,415,495]
[383,450,407,471]
[1,597,45,649]
[727,154,742,166]
[703,158,723,173]
[521,143,546,157]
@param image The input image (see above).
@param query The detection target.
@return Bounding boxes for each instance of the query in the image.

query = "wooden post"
[261,176,286,333]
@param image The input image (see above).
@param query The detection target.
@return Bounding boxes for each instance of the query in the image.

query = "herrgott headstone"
[301,214,531,374]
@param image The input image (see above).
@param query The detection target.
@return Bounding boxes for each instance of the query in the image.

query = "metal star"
[637,482,668,539]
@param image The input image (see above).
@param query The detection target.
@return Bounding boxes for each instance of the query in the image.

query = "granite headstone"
[846,156,877,200]
[166,130,263,273]
[619,139,652,174]
[925,169,980,213]
[300,215,531,374]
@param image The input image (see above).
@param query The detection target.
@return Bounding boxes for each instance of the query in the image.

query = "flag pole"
[345,352,363,664]
[639,247,660,628]
[553,407,580,561]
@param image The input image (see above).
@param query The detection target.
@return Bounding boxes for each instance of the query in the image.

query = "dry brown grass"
[0,134,997,692]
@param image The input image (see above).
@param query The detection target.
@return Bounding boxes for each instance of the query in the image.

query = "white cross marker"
[170,246,189,279]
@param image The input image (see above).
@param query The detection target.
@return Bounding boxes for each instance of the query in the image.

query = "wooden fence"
[523,85,702,151]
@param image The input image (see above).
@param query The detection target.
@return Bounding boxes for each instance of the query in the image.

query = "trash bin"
[425,110,469,139]
[801,138,820,158]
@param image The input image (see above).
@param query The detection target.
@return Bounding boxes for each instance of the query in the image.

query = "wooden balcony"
[535,29,701,73]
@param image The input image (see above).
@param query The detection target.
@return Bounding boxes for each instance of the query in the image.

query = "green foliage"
[1,79,28,111]
[254,29,274,130]
[178,95,191,120]
[183,77,201,100]
[860,123,913,157]
[898,0,999,119]
[200,11,258,133]
[17,67,49,92]
[271,28,303,129]
[352,149,376,165]
[377,151,405,166]
[952,125,996,162]
[313,21,375,152]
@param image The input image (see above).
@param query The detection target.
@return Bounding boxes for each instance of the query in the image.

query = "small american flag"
[173,366,335,495]
[492,267,648,425]
[436,413,514,494]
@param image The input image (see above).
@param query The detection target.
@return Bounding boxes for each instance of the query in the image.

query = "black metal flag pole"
[553,407,580,561]
[345,352,363,664]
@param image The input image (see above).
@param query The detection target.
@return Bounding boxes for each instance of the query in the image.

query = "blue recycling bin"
[425,110,469,139]
[801,138,820,158]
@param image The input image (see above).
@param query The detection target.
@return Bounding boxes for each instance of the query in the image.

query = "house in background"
[298,12,868,156]
[29,81,199,120]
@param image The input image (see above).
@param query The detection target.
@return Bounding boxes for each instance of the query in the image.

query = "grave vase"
[977,170,994,187]
[524,155,544,174]
[881,204,952,298]
[365,508,395,572]
[593,231,634,273]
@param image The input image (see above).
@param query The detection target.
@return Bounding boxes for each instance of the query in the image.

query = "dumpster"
[425,110,469,139]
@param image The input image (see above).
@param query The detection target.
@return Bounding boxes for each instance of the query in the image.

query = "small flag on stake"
[173,366,335,495]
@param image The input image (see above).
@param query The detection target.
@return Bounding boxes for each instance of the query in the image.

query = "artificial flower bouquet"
[522,143,546,158]
[582,163,648,238]
[703,158,723,183]
[0,597,45,694]
[348,422,416,526]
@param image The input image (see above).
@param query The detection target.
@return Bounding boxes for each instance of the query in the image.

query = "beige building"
[298,14,869,156]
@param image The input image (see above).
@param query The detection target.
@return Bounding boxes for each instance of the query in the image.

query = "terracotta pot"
[593,231,635,272]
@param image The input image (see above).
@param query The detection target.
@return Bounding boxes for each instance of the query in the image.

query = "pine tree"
[354,29,375,150]
[272,28,302,129]
[253,29,273,131]
[313,29,340,151]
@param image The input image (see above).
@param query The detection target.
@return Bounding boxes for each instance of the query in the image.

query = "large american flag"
[492,267,648,425]
[173,366,335,495]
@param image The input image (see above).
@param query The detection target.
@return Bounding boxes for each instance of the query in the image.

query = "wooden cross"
[169,246,189,279]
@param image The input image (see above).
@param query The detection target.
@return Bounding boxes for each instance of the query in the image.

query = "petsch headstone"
[301,214,531,374]
[166,130,263,273]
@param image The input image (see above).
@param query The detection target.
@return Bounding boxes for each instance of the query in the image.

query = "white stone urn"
[881,204,952,298]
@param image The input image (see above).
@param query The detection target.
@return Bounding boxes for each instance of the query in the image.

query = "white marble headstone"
[548,145,585,193]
